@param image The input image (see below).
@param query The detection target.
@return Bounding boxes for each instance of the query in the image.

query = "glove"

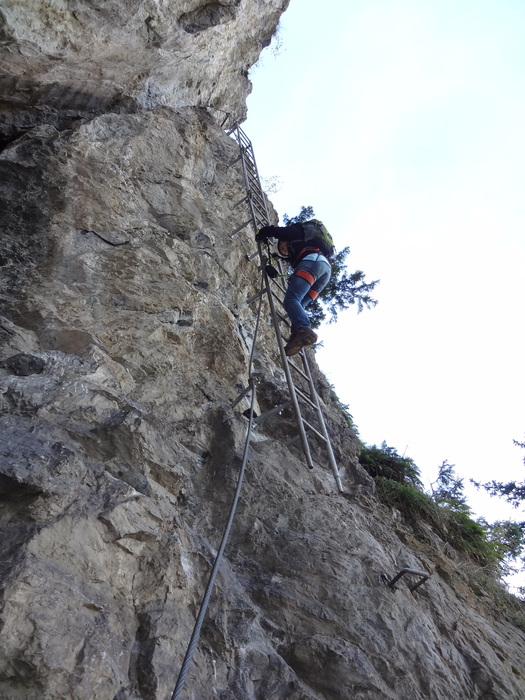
[255,226,275,241]
[264,264,279,279]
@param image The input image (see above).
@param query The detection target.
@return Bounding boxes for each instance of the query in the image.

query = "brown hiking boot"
[284,327,318,356]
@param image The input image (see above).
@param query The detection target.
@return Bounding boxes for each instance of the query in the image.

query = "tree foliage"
[474,436,525,582]
[430,460,470,513]
[482,519,525,576]
[282,206,379,327]
[478,437,525,508]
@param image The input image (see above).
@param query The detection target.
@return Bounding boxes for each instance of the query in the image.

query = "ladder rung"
[270,289,285,307]
[251,205,267,221]
[247,200,266,217]
[247,187,265,202]
[271,278,288,295]
[246,182,264,197]
[250,202,266,218]
[248,185,263,198]
[287,359,309,382]
[295,386,317,411]
[301,417,328,443]
[249,192,265,210]
[250,197,266,216]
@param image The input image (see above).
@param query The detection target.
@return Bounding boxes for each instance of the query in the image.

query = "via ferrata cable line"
[171,270,266,700]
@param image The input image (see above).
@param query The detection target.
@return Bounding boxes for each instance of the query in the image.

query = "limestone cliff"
[1,3,525,699]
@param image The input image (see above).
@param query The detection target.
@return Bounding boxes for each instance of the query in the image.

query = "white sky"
[244,0,525,588]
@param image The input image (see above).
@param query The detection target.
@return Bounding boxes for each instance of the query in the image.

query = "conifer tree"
[480,438,525,507]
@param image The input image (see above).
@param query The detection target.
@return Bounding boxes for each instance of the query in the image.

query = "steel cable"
[171,266,266,699]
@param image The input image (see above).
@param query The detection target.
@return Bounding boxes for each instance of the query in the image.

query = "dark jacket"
[257,223,326,268]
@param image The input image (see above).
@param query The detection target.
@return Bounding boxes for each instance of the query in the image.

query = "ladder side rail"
[242,147,259,171]
[248,195,267,216]
[269,288,287,309]
[229,125,249,151]
[232,126,325,473]
[273,309,290,327]
[267,277,343,486]
[233,130,270,227]
[300,353,344,492]
[244,186,270,233]
[252,207,269,226]
[247,183,266,203]
[235,126,252,150]
[233,129,315,470]
[270,277,288,297]
[238,150,267,232]
[260,251,315,469]
[240,139,271,218]
[249,197,268,219]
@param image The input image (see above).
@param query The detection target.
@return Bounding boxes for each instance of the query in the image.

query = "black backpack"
[302,219,335,259]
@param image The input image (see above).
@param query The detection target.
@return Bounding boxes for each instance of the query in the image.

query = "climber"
[255,219,334,357]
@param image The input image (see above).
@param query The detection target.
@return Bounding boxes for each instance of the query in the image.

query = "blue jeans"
[283,253,332,332]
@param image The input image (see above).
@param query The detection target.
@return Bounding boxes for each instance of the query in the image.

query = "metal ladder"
[227,125,344,493]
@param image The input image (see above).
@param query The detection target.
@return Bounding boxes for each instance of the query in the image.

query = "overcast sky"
[244,0,525,589]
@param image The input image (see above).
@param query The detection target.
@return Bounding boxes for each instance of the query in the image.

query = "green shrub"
[444,510,497,567]
[359,442,423,487]
[374,477,440,526]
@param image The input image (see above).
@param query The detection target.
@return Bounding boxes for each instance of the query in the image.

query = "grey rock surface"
[1,2,525,699]
[1,0,286,142]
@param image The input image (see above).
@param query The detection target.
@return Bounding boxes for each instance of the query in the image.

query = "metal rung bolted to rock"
[381,568,431,593]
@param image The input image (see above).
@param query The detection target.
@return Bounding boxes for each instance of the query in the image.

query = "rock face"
[1,3,525,700]
[1,0,282,142]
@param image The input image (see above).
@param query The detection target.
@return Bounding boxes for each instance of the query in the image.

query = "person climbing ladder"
[255,218,334,356]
